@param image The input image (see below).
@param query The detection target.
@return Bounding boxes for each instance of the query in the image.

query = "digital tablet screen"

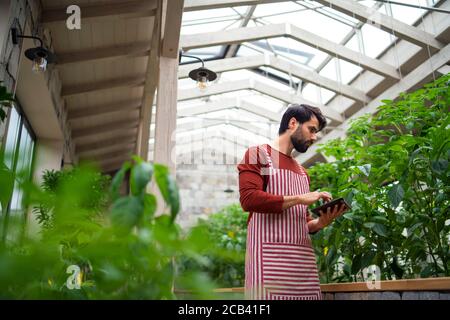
[310,198,351,216]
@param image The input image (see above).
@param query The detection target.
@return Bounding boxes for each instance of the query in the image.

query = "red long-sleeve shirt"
[237,144,313,224]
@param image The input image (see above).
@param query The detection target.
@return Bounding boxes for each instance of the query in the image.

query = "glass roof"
[174,0,442,145]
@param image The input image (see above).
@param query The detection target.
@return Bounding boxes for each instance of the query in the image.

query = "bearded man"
[237,104,348,300]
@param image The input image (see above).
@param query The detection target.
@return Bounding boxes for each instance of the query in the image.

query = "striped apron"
[245,147,322,300]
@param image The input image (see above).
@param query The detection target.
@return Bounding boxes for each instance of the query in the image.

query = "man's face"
[290,116,319,153]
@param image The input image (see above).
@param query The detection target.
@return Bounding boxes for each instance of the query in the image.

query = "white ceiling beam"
[224,5,257,58]
[78,142,136,159]
[136,2,163,160]
[61,76,145,97]
[149,135,249,152]
[437,65,450,75]
[297,43,450,164]
[183,0,288,11]
[149,129,260,155]
[268,56,370,104]
[161,0,185,58]
[68,100,141,120]
[287,24,399,80]
[76,134,137,153]
[239,100,281,122]
[178,79,344,122]
[181,23,285,50]
[57,43,151,65]
[175,141,247,158]
[179,55,264,78]
[42,0,287,23]
[178,79,250,101]
[175,131,251,150]
[102,161,129,174]
[153,0,184,171]
[178,97,281,122]
[42,0,158,23]
[98,155,132,169]
[315,0,444,52]
[72,118,139,138]
[252,80,341,123]
[180,23,400,80]
[151,118,273,139]
[179,54,370,103]
[80,148,136,162]
[178,98,237,117]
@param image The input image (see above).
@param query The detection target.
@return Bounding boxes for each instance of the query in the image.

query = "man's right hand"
[298,191,332,206]
[281,191,332,211]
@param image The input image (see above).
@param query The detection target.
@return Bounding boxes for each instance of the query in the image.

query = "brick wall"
[176,163,240,227]
[323,290,450,300]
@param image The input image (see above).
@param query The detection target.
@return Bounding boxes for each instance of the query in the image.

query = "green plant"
[178,204,248,288]
[309,73,450,283]
[33,168,111,230]
[0,157,217,299]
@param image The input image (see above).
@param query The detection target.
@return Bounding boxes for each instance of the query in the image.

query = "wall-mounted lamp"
[11,28,56,74]
[179,51,217,90]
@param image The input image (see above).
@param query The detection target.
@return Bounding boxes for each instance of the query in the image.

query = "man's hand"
[317,204,348,229]
[307,203,348,233]
[299,191,332,206]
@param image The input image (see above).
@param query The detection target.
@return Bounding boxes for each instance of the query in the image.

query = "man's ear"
[288,117,297,130]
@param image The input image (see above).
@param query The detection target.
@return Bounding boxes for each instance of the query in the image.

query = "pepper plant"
[309,73,449,282]
[0,157,217,299]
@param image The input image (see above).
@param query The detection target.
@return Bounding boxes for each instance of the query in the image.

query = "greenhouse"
[0,0,449,302]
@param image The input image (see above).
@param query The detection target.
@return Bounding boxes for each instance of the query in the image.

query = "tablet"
[310,197,351,216]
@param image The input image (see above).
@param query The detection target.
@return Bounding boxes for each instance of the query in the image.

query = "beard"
[290,128,312,153]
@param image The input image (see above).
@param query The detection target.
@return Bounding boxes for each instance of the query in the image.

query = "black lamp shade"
[188,67,217,82]
[24,47,56,63]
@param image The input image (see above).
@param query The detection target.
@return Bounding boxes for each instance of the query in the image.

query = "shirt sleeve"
[237,146,284,214]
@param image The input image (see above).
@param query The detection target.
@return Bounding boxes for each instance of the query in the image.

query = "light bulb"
[32,56,47,73]
[197,76,208,90]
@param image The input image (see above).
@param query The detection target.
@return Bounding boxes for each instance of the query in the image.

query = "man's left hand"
[317,204,348,229]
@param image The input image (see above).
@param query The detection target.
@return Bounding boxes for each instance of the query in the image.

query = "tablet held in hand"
[310,197,351,216]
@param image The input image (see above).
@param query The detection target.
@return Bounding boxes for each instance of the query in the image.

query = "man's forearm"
[281,195,303,210]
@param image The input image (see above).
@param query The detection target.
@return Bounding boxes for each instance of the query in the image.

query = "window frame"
[1,99,36,243]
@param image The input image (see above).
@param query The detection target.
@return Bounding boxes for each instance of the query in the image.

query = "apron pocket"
[261,242,321,300]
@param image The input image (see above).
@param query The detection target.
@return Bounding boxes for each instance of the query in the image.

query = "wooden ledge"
[176,277,450,294]
[320,277,450,293]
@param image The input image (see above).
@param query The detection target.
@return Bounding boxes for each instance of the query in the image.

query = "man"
[237,104,348,300]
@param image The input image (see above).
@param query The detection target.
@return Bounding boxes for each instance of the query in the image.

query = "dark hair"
[278,104,327,135]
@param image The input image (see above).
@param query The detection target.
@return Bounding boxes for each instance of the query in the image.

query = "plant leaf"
[110,161,131,201]
[388,183,404,209]
[154,164,180,221]
[130,161,153,196]
[143,194,157,220]
[358,164,371,177]
[364,222,389,237]
[110,195,144,230]
[351,253,362,275]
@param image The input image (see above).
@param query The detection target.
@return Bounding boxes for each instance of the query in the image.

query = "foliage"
[33,168,111,230]
[308,73,450,283]
[178,204,248,288]
[0,157,217,299]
